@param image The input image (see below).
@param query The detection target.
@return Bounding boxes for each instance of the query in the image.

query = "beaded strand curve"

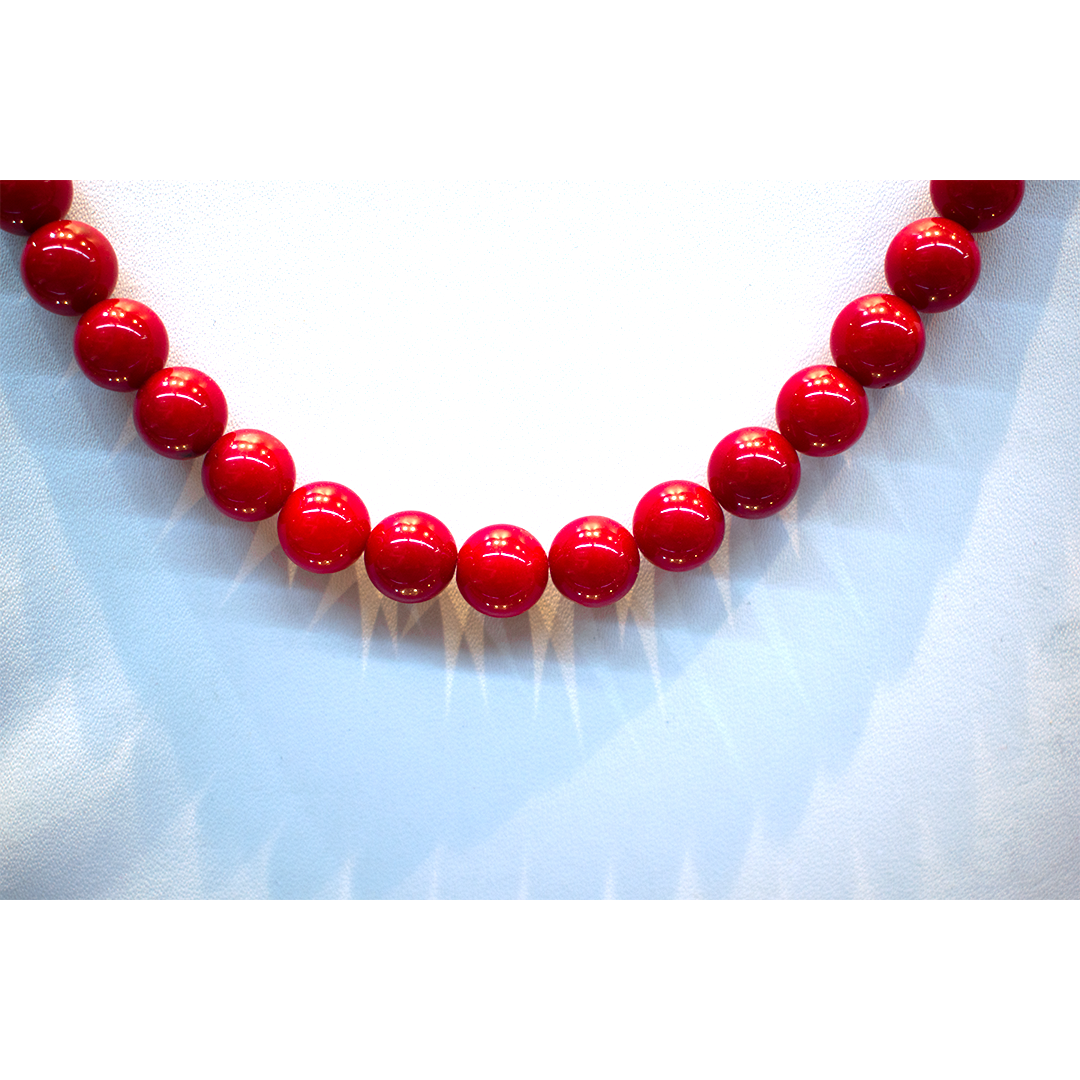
[0,180,1027,619]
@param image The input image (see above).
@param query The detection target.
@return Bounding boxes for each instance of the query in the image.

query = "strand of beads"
[2,180,1025,618]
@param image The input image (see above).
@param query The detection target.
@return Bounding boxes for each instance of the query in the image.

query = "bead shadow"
[650,563,727,633]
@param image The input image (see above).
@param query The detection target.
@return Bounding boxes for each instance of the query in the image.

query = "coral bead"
[1,180,73,235]
[456,524,548,618]
[775,364,868,457]
[74,299,168,391]
[549,516,640,607]
[134,367,228,459]
[277,482,370,574]
[365,511,458,603]
[20,220,118,315]
[202,429,296,521]
[930,180,1025,233]
[708,427,801,519]
[885,217,980,312]
[633,481,725,572]
[830,293,926,388]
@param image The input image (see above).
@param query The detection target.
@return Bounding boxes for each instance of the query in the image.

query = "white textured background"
[1,180,1077,898]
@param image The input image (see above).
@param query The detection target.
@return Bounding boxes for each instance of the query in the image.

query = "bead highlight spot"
[134,367,228,459]
[549,516,639,607]
[278,482,370,574]
[74,298,169,391]
[633,481,725,572]
[365,511,458,604]
[20,220,119,316]
[708,427,801,519]
[1,180,74,235]
[202,429,296,521]
[930,180,1025,233]
[885,217,981,313]
[776,365,868,457]
[830,293,925,388]
[456,524,548,618]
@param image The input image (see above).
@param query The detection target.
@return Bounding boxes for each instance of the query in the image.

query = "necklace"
[1,180,1026,621]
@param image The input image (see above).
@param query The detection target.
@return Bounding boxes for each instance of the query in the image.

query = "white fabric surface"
[1,180,1077,898]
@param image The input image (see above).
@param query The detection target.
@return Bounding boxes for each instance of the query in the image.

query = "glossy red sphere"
[134,367,228,459]
[549,516,640,607]
[456,524,548,618]
[74,298,168,391]
[708,427,801,519]
[1,180,73,235]
[632,481,725,572]
[930,180,1025,233]
[775,364,869,457]
[365,511,458,603]
[20,220,118,315]
[277,482,370,574]
[830,293,926,388]
[884,217,980,313]
[202,429,296,521]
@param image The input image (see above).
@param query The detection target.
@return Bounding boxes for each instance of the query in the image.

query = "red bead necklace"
[1,180,1026,619]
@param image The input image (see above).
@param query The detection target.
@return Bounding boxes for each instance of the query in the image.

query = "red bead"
[277,482,370,574]
[633,481,725,572]
[365,511,458,603]
[830,293,925,388]
[20,220,118,315]
[1,180,73,235]
[884,217,981,313]
[549,516,640,607]
[456,524,548,618]
[133,367,228,459]
[930,180,1025,233]
[201,429,296,522]
[775,364,868,457]
[708,427,801,519]
[73,299,168,391]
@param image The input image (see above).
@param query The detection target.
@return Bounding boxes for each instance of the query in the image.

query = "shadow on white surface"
[1,181,1077,897]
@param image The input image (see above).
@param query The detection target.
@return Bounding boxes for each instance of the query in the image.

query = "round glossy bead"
[884,217,981,313]
[1,180,73,235]
[633,481,725,572]
[74,299,169,391]
[830,293,926,388]
[365,511,458,603]
[134,367,228,458]
[202,429,296,522]
[549,516,640,607]
[456,524,548,618]
[930,180,1025,233]
[20,220,118,315]
[708,427,801,519]
[277,482,370,574]
[775,365,869,457]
